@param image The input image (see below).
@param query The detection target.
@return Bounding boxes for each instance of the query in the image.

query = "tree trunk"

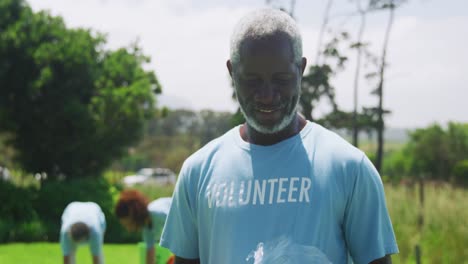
[289,0,297,18]
[375,1,395,172]
[315,0,334,65]
[352,0,367,147]
[302,102,314,121]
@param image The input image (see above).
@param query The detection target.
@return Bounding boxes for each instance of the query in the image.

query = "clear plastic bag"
[246,236,332,264]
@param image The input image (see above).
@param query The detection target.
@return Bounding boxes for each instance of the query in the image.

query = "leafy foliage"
[0,180,44,242]
[299,32,350,121]
[33,177,140,243]
[300,64,336,121]
[113,109,233,173]
[453,160,468,186]
[0,0,161,179]
[384,122,468,181]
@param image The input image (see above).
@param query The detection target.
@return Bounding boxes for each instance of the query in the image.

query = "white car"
[123,168,176,186]
[0,166,10,181]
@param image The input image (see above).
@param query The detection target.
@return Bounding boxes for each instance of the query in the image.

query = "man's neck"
[240,114,307,146]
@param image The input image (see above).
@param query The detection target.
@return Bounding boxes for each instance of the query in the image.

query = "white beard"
[238,93,300,135]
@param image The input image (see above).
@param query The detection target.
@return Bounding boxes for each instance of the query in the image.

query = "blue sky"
[28,0,468,128]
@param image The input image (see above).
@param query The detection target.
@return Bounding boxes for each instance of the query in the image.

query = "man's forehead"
[239,33,294,62]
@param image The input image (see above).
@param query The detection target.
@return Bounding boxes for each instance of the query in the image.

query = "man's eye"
[244,78,261,85]
[274,77,292,84]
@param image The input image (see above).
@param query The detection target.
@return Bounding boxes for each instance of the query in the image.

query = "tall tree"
[372,0,405,172]
[0,0,161,179]
[350,0,369,147]
[265,0,297,17]
[300,32,348,121]
[315,0,334,65]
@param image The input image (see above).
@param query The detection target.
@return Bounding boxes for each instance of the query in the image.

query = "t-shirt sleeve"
[60,229,73,256]
[89,228,103,256]
[160,162,199,259]
[99,209,106,233]
[343,155,399,264]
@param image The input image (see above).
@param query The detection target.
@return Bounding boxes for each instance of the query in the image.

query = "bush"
[33,177,140,243]
[1,176,166,243]
[365,152,377,167]
[0,180,47,242]
[13,220,47,242]
[0,218,14,243]
[0,181,37,222]
[382,149,412,183]
[453,160,468,187]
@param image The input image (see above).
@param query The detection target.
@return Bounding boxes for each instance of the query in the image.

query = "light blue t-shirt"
[142,197,172,248]
[160,121,398,264]
[60,202,106,256]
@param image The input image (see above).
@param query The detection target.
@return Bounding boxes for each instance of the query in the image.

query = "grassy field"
[1,183,467,263]
[387,183,468,264]
[0,243,140,264]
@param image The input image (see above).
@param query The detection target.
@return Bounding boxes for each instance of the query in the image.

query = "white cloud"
[380,15,468,128]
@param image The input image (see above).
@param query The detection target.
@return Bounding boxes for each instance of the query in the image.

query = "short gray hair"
[229,8,303,67]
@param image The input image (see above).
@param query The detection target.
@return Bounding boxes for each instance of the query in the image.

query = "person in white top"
[60,201,106,264]
[115,190,173,264]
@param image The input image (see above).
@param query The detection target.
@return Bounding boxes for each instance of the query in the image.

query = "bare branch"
[315,0,334,65]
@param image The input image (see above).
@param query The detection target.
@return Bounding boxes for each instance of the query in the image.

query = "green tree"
[300,32,349,121]
[369,0,406,172]
[350,0,376,147]
[384,122,468,182]
[115,109,232,173]
[402,123,468,180]
[406,125,450,179]
[147,109,199,136]
[0,0,161,179]
[197,110,233,145]
[446,122,468,167]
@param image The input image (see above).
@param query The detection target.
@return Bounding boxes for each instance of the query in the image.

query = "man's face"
[230,35,304,134]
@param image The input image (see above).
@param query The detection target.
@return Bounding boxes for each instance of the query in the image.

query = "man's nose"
[254,82,279,104]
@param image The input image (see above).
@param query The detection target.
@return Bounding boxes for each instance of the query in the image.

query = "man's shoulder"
[183,127,237,168]
[309,122,364,163]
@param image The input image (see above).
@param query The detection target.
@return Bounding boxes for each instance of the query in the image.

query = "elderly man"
[160,8,398,264]
[60,201,106,264]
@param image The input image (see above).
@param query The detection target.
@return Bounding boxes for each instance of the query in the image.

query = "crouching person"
[60,202,106,264]
[115,190,172,264]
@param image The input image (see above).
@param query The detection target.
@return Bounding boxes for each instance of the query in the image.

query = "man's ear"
[301,57,307,74]
[227,60,233,77]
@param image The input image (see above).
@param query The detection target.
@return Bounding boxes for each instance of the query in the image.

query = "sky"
[27,0,468,129]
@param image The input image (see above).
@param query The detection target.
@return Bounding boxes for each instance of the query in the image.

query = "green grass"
[0,243,139,264]
[131,184,175,200]
[386,183,468,264]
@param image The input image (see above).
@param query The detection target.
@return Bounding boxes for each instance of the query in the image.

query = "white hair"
[229,8,303,67]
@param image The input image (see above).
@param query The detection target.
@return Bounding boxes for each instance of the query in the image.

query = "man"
[115,190,173,264]
[160,8,398,264]
[60,201,106,264]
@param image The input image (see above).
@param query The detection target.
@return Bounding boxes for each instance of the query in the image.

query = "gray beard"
[238,95,300,135]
